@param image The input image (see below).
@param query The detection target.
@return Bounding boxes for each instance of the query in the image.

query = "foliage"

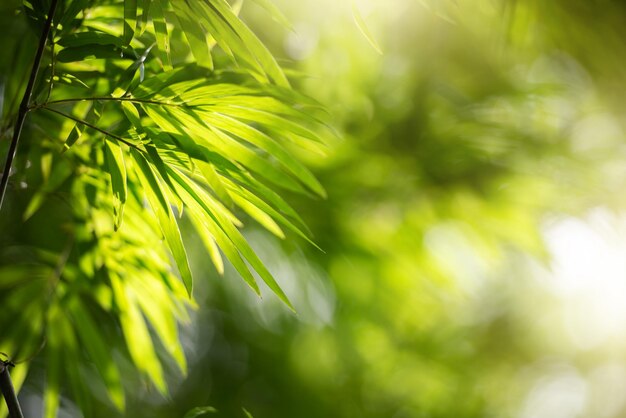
[4,0,626,417]
[0,0,329,416]
[109,1,626,417]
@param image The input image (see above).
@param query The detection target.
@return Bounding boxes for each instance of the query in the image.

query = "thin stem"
[45,35,56,103]
[0,362,24,418]
[40,106,144,152]
[0,0,59,210]
[30,96,182,110]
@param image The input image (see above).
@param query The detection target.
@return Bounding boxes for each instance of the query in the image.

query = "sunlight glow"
[543,208,626,349]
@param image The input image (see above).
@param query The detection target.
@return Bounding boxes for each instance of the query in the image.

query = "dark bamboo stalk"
[0,0,59,210]
[0,362,24,418]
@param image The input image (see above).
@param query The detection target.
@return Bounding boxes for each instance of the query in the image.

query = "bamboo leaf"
[110,272,167,393]
[53,72,91,90]
[167,166,292,308]
[196,160,234,207]
[131,148,194,296]
[58,0,90,34]
[63,101,104,152]
[60,318,91,418]
[188,213,224,275]
[57,44,125,62]
[104,140,128,231]
[123,0,137,45]
[224,179,319,248]
[352,1,383,55]
[131,272,187,372]
[186,0,287,86]
[249,0,293,31]
[69,301,125,410]
[184,406,217,418]
[24,159,73,220]
[155,105,309,194]
[171,1,214,69]
[205,0,289,86]
[166,167,260,294]
[121,100,142,128]
[152,0,172,70]
[58,31,122,48]
[44,308,64,418]
[232,193,285,238]
[199,111,326,197]
[136,0,151,35]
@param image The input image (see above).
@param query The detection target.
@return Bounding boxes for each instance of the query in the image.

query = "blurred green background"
[13,0,626,417]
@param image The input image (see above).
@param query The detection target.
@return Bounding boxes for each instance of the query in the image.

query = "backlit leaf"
[131,148,194,296]
[123,0,137,45]
[104,140,128,230]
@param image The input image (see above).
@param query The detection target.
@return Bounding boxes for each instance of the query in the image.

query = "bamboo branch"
[0,361,24,418]
[30,96,183,109]
[0,0,59,210]
[40,106,145,152]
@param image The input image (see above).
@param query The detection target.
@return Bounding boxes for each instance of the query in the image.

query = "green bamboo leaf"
[352,1,383,55]
[132,66,212,99]
[24,160,73,220]
[130,272,187,373]
[110,272,167,393]
[61,320,91,418]
[104,140,128,231]
[232,193,285,238]
[131,148,194,296]
[64,101,104,152]
[53,72,91,90]
[182,1,267,83]
[173,82,256,101]
[136,0,151,35]
[187,1,237,62]
[237,171,311,232]
[151,130,242,175]
[205,0,289,86]
[152,0,172,70]
[69,301,125,410]
[58,31,122,48]
[197,160,234,207]
[57,44,125,62]
[184,406,217,418]
[123,0,137,45]
[249,0,293,30]
[167,166,292,308]
[121,100,142,128]
[155,105,308,194]
[224,178,319,249]
[44,308,64,418]
[145,144,186,214]
[58,0,90,35]
[171,1,214,69]
[166,167,260,294]
[200,111,326,197]
[194,209,260,294]
[222,221,294,310]
[188,213,224,275]
[196,101,326,146]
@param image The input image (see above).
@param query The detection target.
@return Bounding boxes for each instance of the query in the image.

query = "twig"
[45,34,56,103]
[0,0,59,210]
[29,96,182,109]
[40,106,145,152]
[0,361,24,418]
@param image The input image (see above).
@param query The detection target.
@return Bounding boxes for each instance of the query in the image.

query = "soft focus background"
[13,0,626,417]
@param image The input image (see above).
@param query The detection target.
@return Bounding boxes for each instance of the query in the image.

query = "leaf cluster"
[0,0,331,416]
